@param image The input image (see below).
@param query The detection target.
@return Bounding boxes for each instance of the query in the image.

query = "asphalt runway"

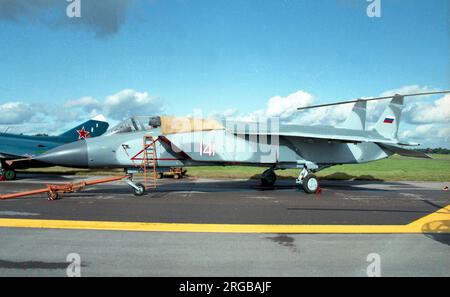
[0,173,448,225]
[0,173,449,276]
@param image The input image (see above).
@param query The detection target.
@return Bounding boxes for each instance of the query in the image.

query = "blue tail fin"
[58,119,109,141]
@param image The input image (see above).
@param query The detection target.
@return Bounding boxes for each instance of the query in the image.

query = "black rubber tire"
[261,170,277,187]
[173,173,181,180]
[47,192,59,201]
[4,170,16,181]
[156,173,164,179]
[133,183,146,196]
[302,174,319,194]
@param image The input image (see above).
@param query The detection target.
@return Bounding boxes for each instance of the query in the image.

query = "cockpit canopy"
[107,115,224,135]
[107,116,161,135]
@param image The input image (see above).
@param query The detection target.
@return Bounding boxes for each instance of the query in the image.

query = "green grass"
[185,154,450,182]
[18,154,450,182]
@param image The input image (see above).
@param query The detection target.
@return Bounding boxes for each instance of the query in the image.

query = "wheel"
[133,183,146,196]
[302,174,319,194]
[47,192,59,201]
[173,173,181,179]
[156,172,164,179]
[4,170,16,181]
[261,170,276,187]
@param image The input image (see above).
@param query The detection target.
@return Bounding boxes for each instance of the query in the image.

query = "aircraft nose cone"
[37,140,88,168]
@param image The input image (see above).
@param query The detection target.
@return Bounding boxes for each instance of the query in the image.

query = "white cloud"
[229,90,316,122]
[0,88,165,135]
[379,85,433,97]
[64,96,100,110]
[208,108,239,119]
[221,89,367,126]
[59,96,102,122]
[238,109,266,122]
[58,89,165,122]
[437,127,450,138]
[0,102,35,124]
[404,94,450,124]
[400,124,435,139]
[103,89,164,120]
[266,90,314,119]
[399,124,450,147]
[294,103,353,126]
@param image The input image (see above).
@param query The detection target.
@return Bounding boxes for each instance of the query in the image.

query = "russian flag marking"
[383,116,395,124]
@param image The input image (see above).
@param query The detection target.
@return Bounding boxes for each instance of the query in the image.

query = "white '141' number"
[200,143,216,156]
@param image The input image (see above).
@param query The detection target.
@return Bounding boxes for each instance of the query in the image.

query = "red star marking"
[77,126,91,139]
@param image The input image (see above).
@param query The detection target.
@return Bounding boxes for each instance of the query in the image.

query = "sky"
[0,0,448,147]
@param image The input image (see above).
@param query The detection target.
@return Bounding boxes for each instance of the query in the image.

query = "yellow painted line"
[0,205,448,234]
[407,204,450,234]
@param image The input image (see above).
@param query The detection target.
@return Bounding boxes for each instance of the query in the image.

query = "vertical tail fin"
[58,117,109,141]
[373,95,404,140]
[339,100,367,130]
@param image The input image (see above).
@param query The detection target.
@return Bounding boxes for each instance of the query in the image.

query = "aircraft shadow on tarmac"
[12,172,413,193]
[75,178,407,196]
[15,173,80,182]
[318,172,383,182]
[0,259,88,270]
[423,225,450,246]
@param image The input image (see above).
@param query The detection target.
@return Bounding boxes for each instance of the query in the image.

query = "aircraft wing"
[0,137,52,160]
[226,122,399,144]
[0,144,33,159]
[0,151,25,159]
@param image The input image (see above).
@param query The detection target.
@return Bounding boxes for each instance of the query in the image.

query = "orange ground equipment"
[0,175,129,201]
[156,167,187,179]
[130,136,158,190]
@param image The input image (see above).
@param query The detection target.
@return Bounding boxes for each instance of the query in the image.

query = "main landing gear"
[261,168,277,187]
[296,167,320,194]
[260,166,320,193]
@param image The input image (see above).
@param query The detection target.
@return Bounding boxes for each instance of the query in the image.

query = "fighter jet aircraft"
[32,90,449,194]
[0,116,109,180]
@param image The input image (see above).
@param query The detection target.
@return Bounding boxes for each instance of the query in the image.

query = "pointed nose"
[37,140,88,168]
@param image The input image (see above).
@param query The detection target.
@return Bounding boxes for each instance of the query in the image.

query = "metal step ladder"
[141,135,157,190]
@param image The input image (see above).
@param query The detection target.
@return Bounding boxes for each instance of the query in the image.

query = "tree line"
[415,148,450,154]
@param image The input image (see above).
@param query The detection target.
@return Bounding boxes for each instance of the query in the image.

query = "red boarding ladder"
[141,135,157,190]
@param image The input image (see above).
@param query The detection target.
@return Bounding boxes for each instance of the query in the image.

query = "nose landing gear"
[124,175,147,196]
